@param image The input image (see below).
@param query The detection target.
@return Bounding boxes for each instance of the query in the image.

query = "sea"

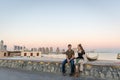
[87,52,119,61]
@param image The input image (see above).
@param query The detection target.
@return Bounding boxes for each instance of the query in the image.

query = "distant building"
[31,48,38,52]
[34,48,37,52]
[62,49,65,54]
[50,47,53,53]
[21,51,41,58]
[45,47,49,54]
[14,45,26,51]
[0,50,42,58]
[14,45,17,50]
[0,51,8,58]
[31,48,34,51]
[41,47,45,54]
[73,48,77,52]
[0,51,21,58]
[0,40,7,51]
[38,47,42,52]
[4,45,7,51]
[56,47,60,54]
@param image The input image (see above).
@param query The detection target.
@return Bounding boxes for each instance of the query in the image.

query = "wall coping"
[0,58,120,67]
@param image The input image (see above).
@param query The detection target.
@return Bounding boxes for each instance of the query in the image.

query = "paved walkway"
[0,68,105,80]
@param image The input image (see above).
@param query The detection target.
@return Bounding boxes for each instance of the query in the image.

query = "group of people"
[62,44,85,77]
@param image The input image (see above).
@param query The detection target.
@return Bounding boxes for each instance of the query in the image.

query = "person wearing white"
[74,44,85,77]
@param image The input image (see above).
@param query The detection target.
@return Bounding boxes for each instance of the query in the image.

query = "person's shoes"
[69,73,74,76]
[74,72,79,77]
[79,70,83,73]
[62,73,66,76]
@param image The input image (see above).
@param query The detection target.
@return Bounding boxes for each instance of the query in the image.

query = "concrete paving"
[0,68,105,80]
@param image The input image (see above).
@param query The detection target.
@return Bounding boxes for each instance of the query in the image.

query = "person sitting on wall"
[74,44,85,77]
[62,44,75,76]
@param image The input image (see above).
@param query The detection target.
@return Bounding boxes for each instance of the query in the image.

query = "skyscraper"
[46,47,49,54]
[0,40,7,51]
[0,40,4,51]
[50,47,53,53]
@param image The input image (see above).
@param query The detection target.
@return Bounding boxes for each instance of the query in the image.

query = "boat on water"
[86,53,99,61]
[117,53,120,59]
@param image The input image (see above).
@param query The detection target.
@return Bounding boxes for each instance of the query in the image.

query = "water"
[45,53,120,61]
[2,53,120,62]
[87,53,119,60]
[41,53,120,62]
[54,53,120,61]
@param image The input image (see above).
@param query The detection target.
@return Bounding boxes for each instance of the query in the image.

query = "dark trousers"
[62,59,75,73]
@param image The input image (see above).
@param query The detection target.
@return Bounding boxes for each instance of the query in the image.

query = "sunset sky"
[0,0,120,52]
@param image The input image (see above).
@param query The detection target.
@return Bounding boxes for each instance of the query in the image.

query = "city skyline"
[0,0,120,52]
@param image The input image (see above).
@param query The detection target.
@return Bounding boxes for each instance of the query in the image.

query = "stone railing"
[0,59,119,80]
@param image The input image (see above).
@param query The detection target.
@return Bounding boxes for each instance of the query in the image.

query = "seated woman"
[74,44,85,77]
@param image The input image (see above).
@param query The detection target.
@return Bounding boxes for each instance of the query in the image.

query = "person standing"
[62,44,75,76]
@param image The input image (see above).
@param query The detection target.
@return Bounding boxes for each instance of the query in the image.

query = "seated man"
[62,44,75,76]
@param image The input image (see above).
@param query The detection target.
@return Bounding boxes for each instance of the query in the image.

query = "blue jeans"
[62,59,75,73]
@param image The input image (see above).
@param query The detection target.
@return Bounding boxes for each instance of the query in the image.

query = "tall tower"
[0,41,1,51]
[46,47,49,54]
[42,47,45,54]
[0,40,4,51]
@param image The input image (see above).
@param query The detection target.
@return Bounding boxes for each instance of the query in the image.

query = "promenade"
[0,57,119,80]
[0,68,105,80]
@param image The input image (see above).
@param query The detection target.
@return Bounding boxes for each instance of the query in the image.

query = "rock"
[99,72,105,79]
[106,71,113,79]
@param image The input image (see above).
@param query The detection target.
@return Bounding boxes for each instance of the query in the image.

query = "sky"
[0,0,120,52]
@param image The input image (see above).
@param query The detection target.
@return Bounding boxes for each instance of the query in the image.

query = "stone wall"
[0,59,119,80]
